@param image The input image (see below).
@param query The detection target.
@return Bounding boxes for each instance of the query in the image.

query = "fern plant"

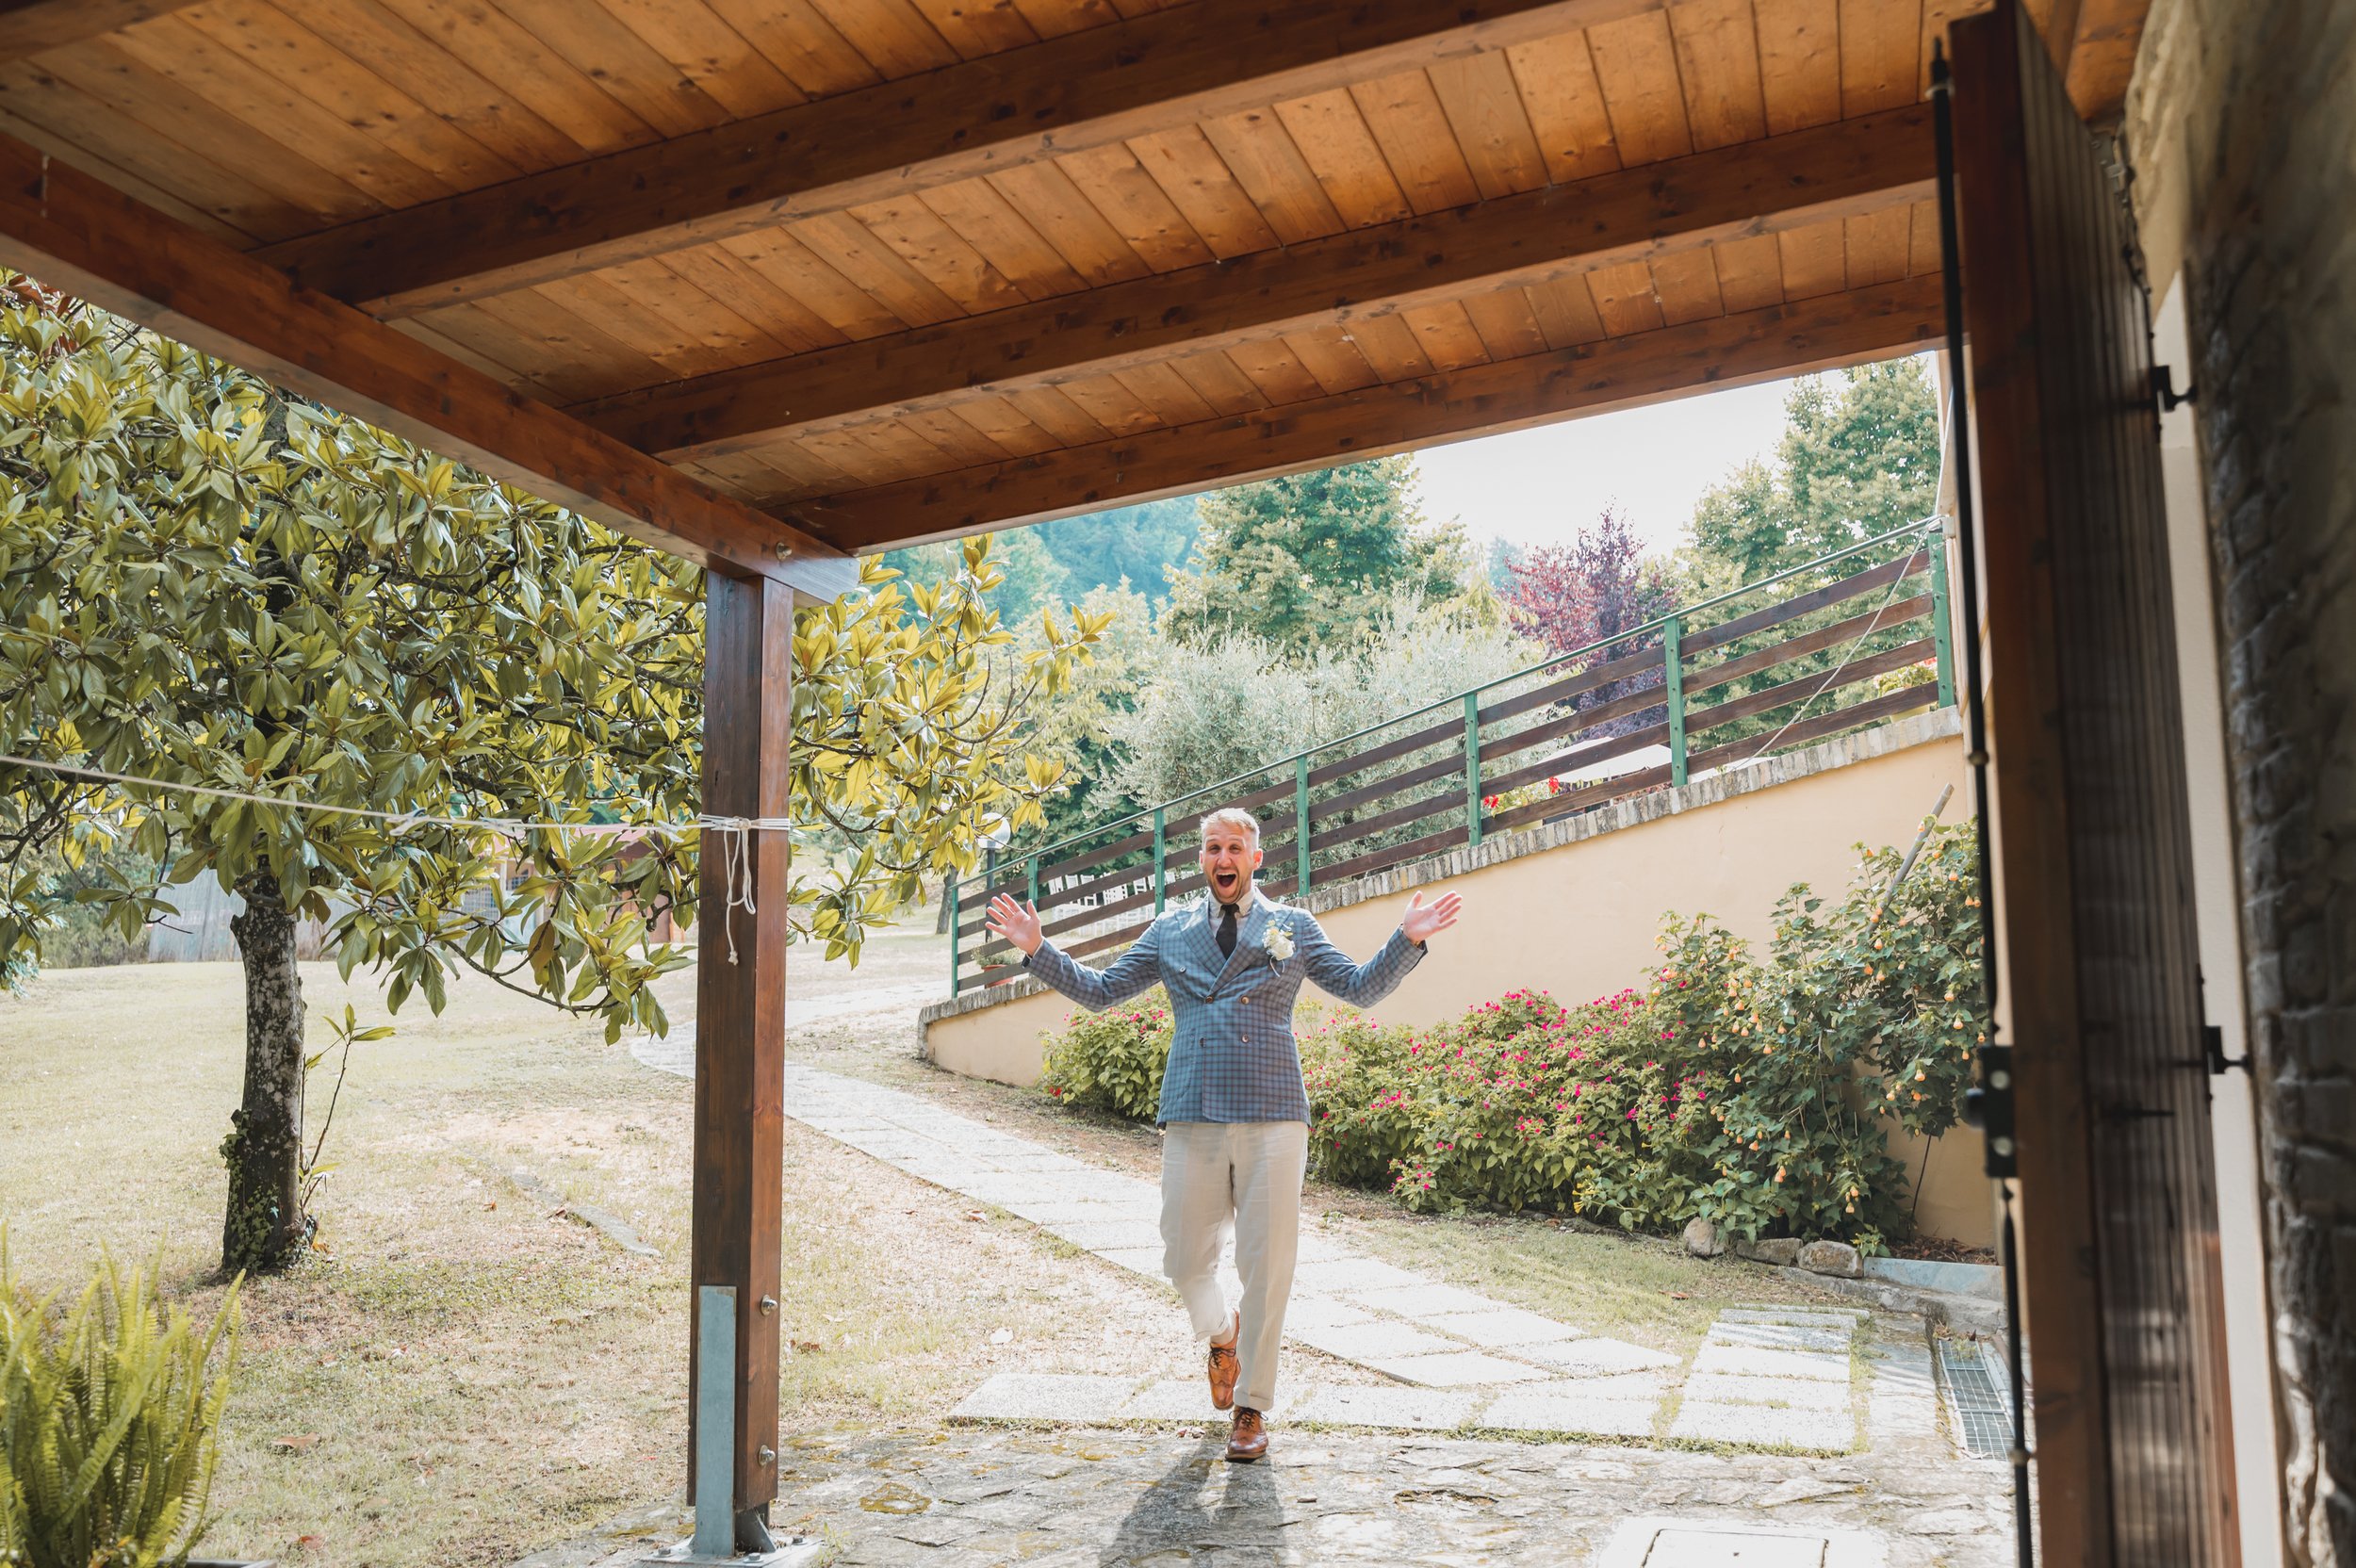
[0,1240,240,1568]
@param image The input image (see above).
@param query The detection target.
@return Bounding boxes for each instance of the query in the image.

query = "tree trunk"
[222,874,307,1274]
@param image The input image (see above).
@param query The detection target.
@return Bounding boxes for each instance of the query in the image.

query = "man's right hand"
[985,894,1044,956]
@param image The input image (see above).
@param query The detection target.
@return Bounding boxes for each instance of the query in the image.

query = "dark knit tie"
[1217,902,1238,958]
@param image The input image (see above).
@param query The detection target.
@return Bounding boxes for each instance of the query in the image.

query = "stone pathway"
[630,1041,1953,1459]
[535,1422,2015,1568]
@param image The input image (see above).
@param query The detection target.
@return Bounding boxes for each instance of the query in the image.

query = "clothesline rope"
[0,751,792,836]
[0,750,785,964]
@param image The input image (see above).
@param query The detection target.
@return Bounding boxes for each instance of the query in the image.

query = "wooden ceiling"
[0,0,2147,593]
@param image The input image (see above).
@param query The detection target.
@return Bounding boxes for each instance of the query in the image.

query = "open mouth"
[1212,870,1241,898]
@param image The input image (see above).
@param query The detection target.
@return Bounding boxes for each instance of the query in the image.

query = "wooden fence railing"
[948,519,1957,994]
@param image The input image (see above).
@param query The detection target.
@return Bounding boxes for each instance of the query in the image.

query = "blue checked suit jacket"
[1023,887,1425,1125]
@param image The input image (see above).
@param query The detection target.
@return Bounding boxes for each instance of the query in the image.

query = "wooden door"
[1948,3,2241,1563]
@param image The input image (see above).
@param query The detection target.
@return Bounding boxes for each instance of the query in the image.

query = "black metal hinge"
[1965,1042,2017,1177]
[2204,1023,2250,1075]
[2154,363,2199,415]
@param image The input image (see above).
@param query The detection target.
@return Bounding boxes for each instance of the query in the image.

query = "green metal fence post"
[1153,808,1167,914]
[947,875,959,997]
[1294,754,1312,896]
[1464,691,1483,850]
[1664,615,1688,788]
[1929,531,1958,710]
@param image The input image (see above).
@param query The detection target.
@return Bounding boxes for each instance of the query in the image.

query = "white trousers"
[1159,1119,1308,1413]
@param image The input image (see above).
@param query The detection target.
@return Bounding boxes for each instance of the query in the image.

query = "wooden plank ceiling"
[0,0,2146,568]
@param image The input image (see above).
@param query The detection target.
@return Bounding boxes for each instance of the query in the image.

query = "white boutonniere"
[1265,921,1295,964]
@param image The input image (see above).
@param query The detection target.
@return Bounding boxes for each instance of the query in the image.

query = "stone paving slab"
[1370,1349,1552,1387]
[1288,1256,1426,1294]
[953,1373,1144,1422]
[1044,1219,1166,1251]
[1671,1401,1858,1453]
[1478,1389,1661,1439]
[1691,1343,1853,1382]
[1732,1304,1871,1323]
[1090,1246,1167,1276]
[1286,1319,1464,1362]
[1289,1385,1481,1430]
[1117,1379,1301,1423]
[1521,1337,1683,1375]
[1281,1297,1373,1331]
[1421,1305,1587,1348]
[1346,1282,1503,1319]
[1683,1373,1855,1410]
[1710,1320,1855,1354]
[1865,1341,1942,1446]
[1515,1371,1674,1402]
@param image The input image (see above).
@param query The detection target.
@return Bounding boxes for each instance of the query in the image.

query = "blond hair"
[1198,807,1262,846]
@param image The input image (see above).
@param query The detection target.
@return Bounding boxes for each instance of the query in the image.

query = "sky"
[1408,375,1800,560]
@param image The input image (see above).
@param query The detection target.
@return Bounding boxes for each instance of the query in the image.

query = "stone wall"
[2127,2,2356,1560]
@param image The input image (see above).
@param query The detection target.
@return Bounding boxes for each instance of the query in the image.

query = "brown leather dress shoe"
[1226,1407,1269,1462]
[1207,1315,1239,1412]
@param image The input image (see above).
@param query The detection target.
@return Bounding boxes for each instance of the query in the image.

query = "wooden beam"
[0,133,853,597]
[578,106,1937,463]
[689,572,791,1528]
[256,0,1665,317]
[783,274,1946,550]
[0,0,194,63]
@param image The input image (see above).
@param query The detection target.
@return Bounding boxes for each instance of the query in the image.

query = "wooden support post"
[690,572,792,1547]
[947,875,960,999]
[1153,809,1167,915]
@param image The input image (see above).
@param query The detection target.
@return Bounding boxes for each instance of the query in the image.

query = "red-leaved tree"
[1504,510,1677,743]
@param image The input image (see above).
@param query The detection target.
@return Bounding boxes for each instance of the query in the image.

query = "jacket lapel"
[1173,896,1224,995]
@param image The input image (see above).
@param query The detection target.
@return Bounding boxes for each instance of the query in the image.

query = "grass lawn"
[0,934,1189,1568]
[4,922,1860,1565]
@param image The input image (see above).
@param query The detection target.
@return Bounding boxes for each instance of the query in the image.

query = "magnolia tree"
[0,280,1102,1272]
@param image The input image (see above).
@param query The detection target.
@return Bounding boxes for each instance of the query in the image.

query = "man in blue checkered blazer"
[986,806,1461,1462]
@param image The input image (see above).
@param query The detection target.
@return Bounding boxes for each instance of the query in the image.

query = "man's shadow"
[1098,1431,1291,1565]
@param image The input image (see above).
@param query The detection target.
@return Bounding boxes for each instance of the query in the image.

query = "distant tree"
[1014,580,1158,843]
[1684,359,1941,587]
[1504,508,1676,659]
[1484,535,1528,596]
[1035,498,1200,599]
[882,525,1072,627]
[1162,457,1478,651]
[1670,358,1945,747]
[1503,509,1677,739]
[1106,596,1536,810]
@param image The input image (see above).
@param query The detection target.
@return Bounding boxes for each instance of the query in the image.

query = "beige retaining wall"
[922,708,1992,1246]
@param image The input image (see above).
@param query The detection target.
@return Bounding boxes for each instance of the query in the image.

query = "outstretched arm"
[1299,891,1462,1007]
[985,893,1163,1011]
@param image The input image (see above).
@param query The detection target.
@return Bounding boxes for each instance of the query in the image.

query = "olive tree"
[0,279,1102,1272]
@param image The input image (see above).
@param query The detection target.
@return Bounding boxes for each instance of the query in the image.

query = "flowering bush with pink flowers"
[1039,991,1172,1121]
[1034,822,1987,1245]
[1298,987,1723,1226]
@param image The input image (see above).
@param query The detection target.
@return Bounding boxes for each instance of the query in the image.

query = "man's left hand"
[1401,890,1462,946]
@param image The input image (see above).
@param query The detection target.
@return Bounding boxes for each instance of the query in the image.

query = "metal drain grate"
[1938,1339,2014,1458]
